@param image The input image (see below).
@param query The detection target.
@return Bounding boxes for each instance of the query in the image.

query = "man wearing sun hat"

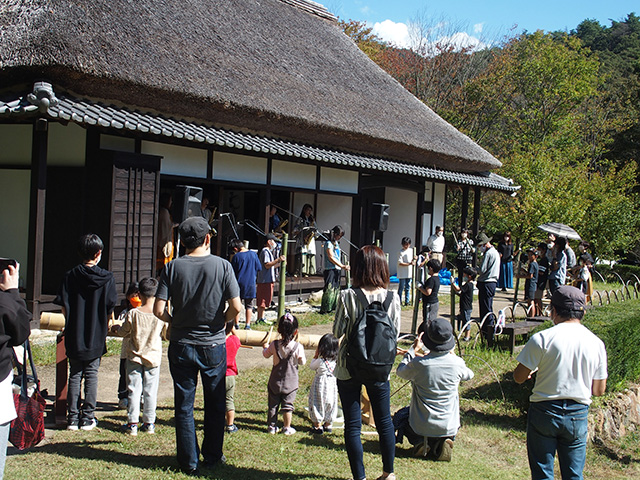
[513,285,607,480]
[155,216,242,475]
[395,318,474,462]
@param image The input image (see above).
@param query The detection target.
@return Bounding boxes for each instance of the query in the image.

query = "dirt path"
[36,288,522,418]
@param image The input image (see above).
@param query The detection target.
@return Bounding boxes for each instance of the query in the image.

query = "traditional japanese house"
[0,0,517,319]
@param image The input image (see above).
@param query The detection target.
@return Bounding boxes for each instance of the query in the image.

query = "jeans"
[337,378,395,480]
[126,361,160,424]
[168,342,227,472]
[477,281,497,346]
[398,278,412,305]
[527,400,589,480]
[0,421,9,480]
[67,357,101,423]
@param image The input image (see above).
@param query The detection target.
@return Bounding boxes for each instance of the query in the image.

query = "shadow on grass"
[11,439,336,479]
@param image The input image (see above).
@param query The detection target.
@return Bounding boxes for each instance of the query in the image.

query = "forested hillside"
[342,14,640,259]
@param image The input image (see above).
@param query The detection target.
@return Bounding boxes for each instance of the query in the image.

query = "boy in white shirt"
[397,237,415,306]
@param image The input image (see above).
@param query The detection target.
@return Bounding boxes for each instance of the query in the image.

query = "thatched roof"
[0,0,501,173]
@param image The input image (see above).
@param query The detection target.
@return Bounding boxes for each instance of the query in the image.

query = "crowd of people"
[0,218,608,480]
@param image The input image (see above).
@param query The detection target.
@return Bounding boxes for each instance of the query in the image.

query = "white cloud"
[372,20,411,48]
[473,23,484,34]
[438,31,487,52]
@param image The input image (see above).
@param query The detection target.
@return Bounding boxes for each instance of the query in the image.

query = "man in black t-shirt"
[155,217,241,475]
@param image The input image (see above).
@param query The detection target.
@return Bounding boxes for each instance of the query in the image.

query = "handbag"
[10,339,46,450]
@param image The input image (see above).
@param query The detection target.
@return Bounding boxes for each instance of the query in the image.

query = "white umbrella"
[538,222,581,241]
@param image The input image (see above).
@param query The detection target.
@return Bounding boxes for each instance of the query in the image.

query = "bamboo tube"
[40,312,323,348]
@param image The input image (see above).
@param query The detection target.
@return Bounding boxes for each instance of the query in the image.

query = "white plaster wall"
[214,151,267,184]
[49,122,86,166]
[0,170,31,287]
[143,141,207,178]
[433,183,446,233]
[383,187,418,277]
[0,125,31,165]
[320,167,358,194]
[272,160,316,189]
[100,134,135,153]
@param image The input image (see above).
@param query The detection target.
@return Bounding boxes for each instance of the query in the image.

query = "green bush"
[583,299,640,391]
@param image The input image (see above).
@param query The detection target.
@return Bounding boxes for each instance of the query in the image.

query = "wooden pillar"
[472,187,481,268]
[26,118,48,326]
[461,186,469,230]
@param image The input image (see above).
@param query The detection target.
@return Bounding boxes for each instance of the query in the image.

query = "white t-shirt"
[397,248,414,279]
[427,234,445,253]
[517,322,607,405]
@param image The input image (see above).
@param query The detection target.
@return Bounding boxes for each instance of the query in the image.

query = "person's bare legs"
[226,409,235,426]
[257,306,265,322]
[283,411,292,429]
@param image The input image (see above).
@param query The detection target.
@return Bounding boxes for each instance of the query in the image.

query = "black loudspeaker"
[173,185,203,224]
[369,203,389,232]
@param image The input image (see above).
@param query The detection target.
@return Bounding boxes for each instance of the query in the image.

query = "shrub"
[583,300,640,391]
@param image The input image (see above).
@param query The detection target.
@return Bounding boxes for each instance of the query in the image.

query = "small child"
[230,238,262,329]
[116,282,140,409]
[263,312,306,435]
[417,259,441,327]
[452,267,476,342]
[225,320,242,433]
[397,237,415,306]
[308,333,338,434]
[520,249,539,315]
[576,255,593,302]
[112,277,166,436]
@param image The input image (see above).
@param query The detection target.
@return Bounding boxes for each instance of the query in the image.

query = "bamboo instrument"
[39,312,322,348]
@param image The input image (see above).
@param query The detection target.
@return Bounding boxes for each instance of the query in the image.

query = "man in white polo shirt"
[513,285,607,480]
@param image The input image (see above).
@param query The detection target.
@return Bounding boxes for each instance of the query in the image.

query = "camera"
[0,258,17,272]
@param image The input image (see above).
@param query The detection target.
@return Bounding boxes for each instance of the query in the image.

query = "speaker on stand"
[172,185,203,257]
[369,203,389,244]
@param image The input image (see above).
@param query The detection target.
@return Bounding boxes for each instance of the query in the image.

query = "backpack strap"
[382,290,394,311]
[354,288,369,310]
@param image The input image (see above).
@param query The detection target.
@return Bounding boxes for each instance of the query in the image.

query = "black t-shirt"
[157,254,240,345]
[459,281,474,312]
[422,275,440,304]
[537,256,549,289]
[525,261,539,294]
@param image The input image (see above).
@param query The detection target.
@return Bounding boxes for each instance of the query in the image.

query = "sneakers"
[121,423,138,436]
[66,420,79,431]
[311,426,323,435]
[80,418,98,431]
[140,423,155,434]
[437,439,454,462]
[256,318,273,326]
[244,324,251,330]
[226,424,238,433]
[267,425,279,434]
[282,426,296,436]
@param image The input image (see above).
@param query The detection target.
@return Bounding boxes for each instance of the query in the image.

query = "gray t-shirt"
[257,247,276,284]
[157,254,240,345]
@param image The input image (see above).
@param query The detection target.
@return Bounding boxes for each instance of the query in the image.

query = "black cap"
[421,317,455,352]
[179,217,211,248]
[266,233,277,242]
[551,285,586,313]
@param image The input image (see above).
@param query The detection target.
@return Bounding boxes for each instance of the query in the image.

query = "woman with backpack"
[333,245,401,480]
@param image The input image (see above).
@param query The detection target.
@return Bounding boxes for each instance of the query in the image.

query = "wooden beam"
[26,119,48,325]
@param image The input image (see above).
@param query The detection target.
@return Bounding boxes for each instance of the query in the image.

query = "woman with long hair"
[497,231,514,292]
[333,245,401,480]
[293,203,317,276]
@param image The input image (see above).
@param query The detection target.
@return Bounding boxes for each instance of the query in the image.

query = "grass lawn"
[9,306,640,479]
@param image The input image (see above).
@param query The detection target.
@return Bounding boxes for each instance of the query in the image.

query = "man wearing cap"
[513,286,607,480]
[154,216,242,475]
[476,232,500,346]
[256,233,286,325]
[395,318,474,462]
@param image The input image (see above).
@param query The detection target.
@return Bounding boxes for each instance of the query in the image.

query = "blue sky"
[327,1,638,49]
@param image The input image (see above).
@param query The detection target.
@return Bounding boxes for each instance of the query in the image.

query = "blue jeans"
[337,378,395,480]
[398,278,412,305]
[67,357,101,423]
[527,400,589,480]
[168,342,227,472]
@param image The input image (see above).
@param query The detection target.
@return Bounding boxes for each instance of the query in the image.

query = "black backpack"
[345,288,397,383]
